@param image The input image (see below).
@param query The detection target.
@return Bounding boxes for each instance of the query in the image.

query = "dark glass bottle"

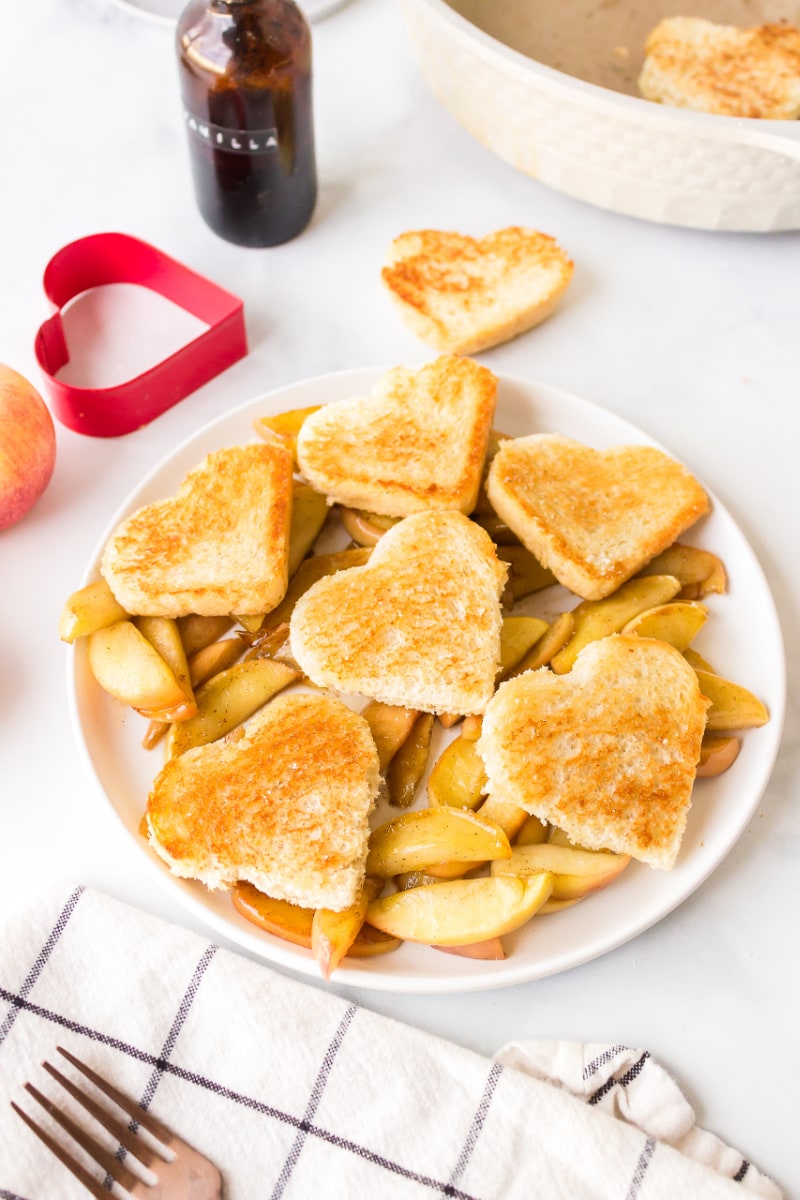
[176,0,317,248]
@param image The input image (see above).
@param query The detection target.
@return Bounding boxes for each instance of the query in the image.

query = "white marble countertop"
[2,0,798,1193]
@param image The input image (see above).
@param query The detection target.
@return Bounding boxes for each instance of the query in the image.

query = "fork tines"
[12,1045,165,1199]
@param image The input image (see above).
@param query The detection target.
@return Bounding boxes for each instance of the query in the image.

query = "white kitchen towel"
[0,883,781,1200]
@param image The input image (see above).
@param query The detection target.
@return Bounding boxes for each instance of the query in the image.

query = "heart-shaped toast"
[101,443,293,618]
[487,434,710,601]
[290,510,508,714]
[381,227,573,355]
[146,692,381,910]
[478,636,710,869]
[296,356,497,517]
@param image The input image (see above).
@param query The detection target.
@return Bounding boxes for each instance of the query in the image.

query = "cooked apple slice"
[177,614,234,657]
[621,601,708,651]
[288,484,329,575]
[166,658,299,757]
[387,713,434,808]
[59,578,129,643]
[366,872,553,945]
[312,877,383,979]
[366,808,511,878]
[550,575,682,674]
[88,620,188,712]
[695,670,769,732]
[361,701,420,771]
[492,844,630,900]
[498,616,550,678]
[497,545,558,603]
[515,815,548,846]
[427,735,487,810]
[476,794,530,842]
[638,543,727,599]
[504,612,576,681]
[340,509,401,546]
[142,638,243,750]
[232,883,400,959]
[435,938,506,960]
[461,714,483,742]
[253,405,321,466]
[471,512,519,545]
[683,647,717,674]
[696,734,741,777]
[135,616,195,708]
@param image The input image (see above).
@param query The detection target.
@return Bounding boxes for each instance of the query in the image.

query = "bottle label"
[183,110,279,155]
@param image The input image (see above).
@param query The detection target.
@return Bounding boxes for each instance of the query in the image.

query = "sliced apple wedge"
[361,701,420,772]
[387,713,434,808]
[366,872,553,945]
[476,794,530,842]
[166,658,299,757]
[59,578,128,643]
[427,735,487,810]
[88,620,188,712]
[366,808,511,878]
[638,543,727,598]
[515,815,549,846]
[176,614,234,657]
[503,611,575,680]
[498,616,550,678]
[695,670,769,732]
[551,575,681,674]
[497,545,558,602]
[621,601,708,652]
[696,734,741,778]
[286,483,328,576]
[232,884,400,959]
[253,405,321,466]
[135,615,195,709]
[311,877,383,979]
[492,844,630,900]
[435,938,506,960]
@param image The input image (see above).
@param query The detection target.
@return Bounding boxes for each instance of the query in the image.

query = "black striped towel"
[0,884,781,1199]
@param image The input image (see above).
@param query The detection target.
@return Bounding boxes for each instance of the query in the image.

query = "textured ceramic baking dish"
[400,0,800,232]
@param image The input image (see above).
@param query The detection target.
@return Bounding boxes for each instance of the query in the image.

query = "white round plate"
[70,368,786,993]
[111,0,352,25]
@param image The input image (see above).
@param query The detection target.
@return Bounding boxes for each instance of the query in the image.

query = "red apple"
[0,365,56,530]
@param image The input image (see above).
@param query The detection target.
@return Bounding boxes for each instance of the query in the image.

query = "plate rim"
[68,365,787,994]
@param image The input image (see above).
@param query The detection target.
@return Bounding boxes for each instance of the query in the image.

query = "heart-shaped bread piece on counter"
[146,692,381,911]
[296,355,497,517]
[381,227,574,355]
[290,510,508,715]
[487,434,709,601]
[101,443,293,618]
[478,635,710,869]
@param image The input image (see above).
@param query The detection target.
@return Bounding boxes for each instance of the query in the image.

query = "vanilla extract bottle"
[177,0,317,247]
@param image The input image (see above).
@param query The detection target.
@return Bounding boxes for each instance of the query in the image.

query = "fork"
[12,1045,223,1198]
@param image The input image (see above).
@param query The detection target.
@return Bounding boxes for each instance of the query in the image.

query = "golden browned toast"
[478,635,710,869]
[101,443,293,618]
[639,17,800,118]
[289,510,508,715]
[296,356,497,517]
[382,227,574,355]
[146,692,381,910]
[486,434,710,601]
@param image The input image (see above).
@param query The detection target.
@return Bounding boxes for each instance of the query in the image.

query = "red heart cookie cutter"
[34,232,248,437]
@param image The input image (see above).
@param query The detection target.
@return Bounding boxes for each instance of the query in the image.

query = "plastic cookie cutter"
[34,232,248,437]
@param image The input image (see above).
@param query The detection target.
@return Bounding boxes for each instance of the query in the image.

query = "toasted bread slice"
[639,18,800,119]
[382,227,574,355]
[478,636,710,869]
[146,692,380,910]
[290,510,508,715]
[296,356,497,517]
[101,443,293,618]
[486,434,709,601]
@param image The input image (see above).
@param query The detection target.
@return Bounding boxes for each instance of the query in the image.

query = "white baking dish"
[400,0,800,231]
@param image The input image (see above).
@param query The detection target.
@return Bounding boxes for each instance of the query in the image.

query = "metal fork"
[12,1045,222,1198]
